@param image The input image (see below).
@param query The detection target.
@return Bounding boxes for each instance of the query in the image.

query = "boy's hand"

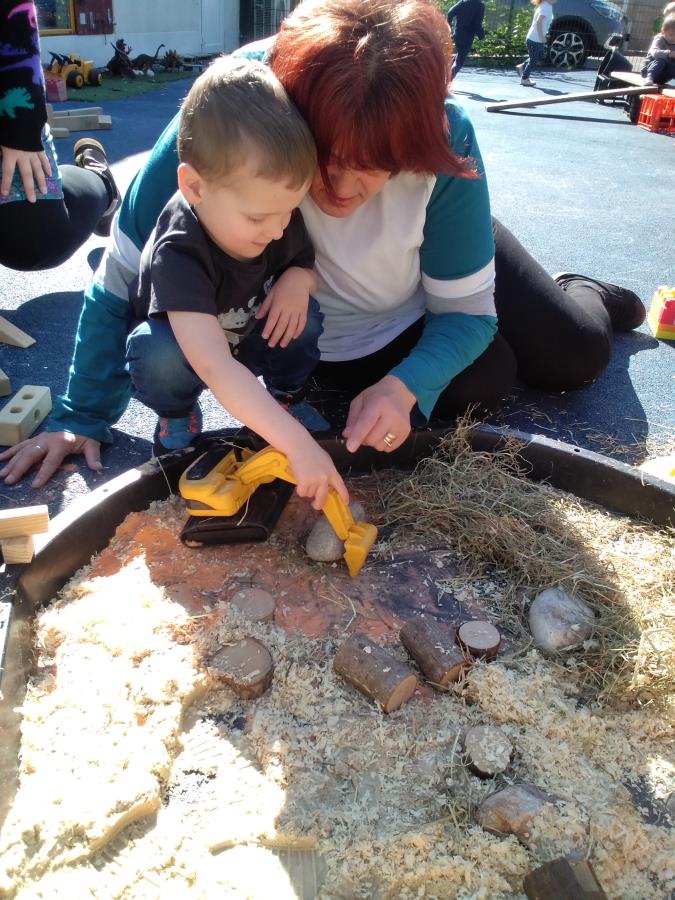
[0,431,102,488]
[0,146,52,203]
[255,267,316,349]
[285,437,349,511]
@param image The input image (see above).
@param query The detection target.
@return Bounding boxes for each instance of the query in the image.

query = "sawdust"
[0,484,673,899]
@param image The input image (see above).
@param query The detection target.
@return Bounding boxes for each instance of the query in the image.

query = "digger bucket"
[343,522,378,577]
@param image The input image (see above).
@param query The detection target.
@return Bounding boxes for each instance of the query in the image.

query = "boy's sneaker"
[553,273,646,332]
[153,406,203,453]
[73,137,121,236]
[520,77,536,86]
[280,399,330,432]
[515,62,525,76]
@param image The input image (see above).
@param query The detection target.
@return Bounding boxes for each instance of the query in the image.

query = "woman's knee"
[433,335,517,418]
[126,319,197,388]
[517,320,611,391]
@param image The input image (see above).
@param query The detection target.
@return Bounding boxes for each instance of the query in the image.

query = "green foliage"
[439,0,533,65]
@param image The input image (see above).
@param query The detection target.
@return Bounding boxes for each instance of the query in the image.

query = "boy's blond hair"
[664,3,675,16]
[177,56,316,188]
[662,13,675,30]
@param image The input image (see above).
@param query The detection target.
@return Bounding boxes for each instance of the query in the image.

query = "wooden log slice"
[523,858,608,899]
[208,638,274,700]
[230,587,276,623]
[464,725,513,777]
[457,620,501,660]
[333,634,417,713]
[399,618,469,688]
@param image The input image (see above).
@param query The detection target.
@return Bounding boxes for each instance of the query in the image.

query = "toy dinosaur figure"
[161,49,182,72]
[131,44,165,73]
[106,39,134,78]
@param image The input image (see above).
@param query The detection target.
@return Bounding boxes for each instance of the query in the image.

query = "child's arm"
[254,266,317,348]
[167,310,348,510]
[0,0,51,201]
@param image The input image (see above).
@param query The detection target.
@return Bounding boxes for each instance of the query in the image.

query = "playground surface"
[0,66,673,529]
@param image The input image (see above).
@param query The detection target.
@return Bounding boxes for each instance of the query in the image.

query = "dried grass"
[378,419,675,708]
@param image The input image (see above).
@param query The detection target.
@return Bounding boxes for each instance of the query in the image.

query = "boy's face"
[179,161,310,261]
[663,24,675,42]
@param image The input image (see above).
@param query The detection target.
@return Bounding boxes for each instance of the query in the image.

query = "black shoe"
[73,137,121,237]
[553,272,646,332]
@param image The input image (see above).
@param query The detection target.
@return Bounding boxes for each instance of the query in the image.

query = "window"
[36,0,75,34]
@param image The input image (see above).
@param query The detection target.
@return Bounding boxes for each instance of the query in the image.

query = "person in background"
[642,14,675,86]
[0,0,119,271]
[446,0,485,79]
[516,0,557,88]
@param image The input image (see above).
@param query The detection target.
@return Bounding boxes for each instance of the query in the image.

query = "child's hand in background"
[1,146,51,203]
[255,266,317,348]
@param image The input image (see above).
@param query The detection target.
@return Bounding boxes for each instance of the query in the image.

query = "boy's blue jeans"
[126,298,323,418]
[522,39,546,79]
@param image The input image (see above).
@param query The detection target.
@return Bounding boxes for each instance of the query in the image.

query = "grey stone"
[528,587,594,653]
[305,501,366,562]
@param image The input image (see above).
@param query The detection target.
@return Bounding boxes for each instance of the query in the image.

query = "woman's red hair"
[268,0,474,186]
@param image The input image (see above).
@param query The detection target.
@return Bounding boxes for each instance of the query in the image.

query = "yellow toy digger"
[179,446,378,576]
[46,52,103,88]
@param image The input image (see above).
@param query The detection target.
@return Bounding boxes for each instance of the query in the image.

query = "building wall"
[41,0,239,66]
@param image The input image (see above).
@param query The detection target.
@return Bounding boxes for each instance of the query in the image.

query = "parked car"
[547,0,631,69]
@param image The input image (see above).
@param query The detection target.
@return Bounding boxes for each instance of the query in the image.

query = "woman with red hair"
[1,0,644,487]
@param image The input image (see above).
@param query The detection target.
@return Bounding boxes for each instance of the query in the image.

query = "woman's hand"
[286,436,349,511]
[343,375,416,454]
[0,431,102,488]
[0,146,52,203]
[255,267,317,348]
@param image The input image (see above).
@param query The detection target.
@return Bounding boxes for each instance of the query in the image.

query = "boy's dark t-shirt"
[132,191,314,346]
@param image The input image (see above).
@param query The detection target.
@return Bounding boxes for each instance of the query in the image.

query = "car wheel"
[548,29,589,69]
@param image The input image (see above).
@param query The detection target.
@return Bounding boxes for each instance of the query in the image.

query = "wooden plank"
[0,315,35,348]
[50,106,103,118]
[486,84,654,113]
[0,368,10,397]
[0,505,50,539]
[0,385,52,446]
[608,71,675,98]
[524,858,607,899]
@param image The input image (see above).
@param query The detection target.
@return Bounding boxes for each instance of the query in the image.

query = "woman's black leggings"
[314,217,613,418]
[0,164,109,271]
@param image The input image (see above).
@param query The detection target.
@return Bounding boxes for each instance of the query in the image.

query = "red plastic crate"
[637,94,675,133]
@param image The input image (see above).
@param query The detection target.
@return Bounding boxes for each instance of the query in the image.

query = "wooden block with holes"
[0,505,50,539]
[1,534,35,564]
[0,386,52,446]
[0,368,10,397]
[0,315,35,348]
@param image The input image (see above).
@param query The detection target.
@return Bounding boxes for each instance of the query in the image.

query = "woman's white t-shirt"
[526,1,554,43]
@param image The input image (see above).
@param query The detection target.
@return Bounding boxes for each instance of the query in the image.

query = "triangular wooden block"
[0,315,35,348]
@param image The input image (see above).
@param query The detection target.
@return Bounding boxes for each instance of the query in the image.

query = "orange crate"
[637,94,675,133]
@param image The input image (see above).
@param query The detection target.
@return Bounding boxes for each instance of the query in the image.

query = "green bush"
[440,0,532,65]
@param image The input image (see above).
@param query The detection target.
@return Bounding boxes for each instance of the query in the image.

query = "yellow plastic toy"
[647,286,675,340]
[638,455,675,485]
[179,446,378,576]
[46,52,103,88]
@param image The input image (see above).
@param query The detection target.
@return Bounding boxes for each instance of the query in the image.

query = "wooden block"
[51,113,101,131]
[230,588,276,623]
[524,858,607,899]
[334,633,418,713]
[1,534,35,564]
[399,617,469,688]
[457,620,501,660]
[0,315,35,348]
[208,638,274,699]
[98,114,112,129]
[0,505,50,539]
[50,126,70,139]
[51,106,103,117]
[0,386,52,446]
[0,368,10,397]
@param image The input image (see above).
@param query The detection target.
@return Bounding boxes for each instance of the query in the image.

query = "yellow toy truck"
[46,52,104,88]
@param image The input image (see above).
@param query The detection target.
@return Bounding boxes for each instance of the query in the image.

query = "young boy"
[128,56,348,510]
[642,14,675,86]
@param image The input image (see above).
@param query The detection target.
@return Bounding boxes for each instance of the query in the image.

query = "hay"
[379,419,675,707]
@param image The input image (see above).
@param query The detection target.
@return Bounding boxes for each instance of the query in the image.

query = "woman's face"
[309,164,391,217]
